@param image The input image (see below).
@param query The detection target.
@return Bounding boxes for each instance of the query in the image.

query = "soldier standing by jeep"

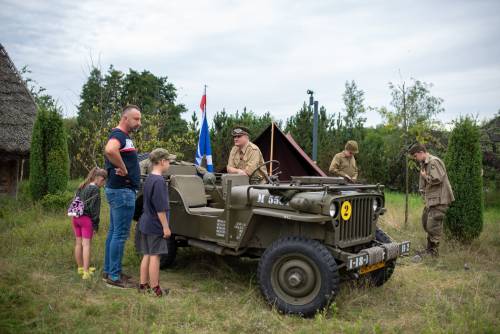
[409,143,454,256]
[329,140,359,182]
[227,126,268,184]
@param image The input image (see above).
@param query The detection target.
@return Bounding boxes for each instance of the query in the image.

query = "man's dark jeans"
[104,187,136,281]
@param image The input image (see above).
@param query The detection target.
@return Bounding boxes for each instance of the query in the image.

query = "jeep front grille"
[338,197,374,245]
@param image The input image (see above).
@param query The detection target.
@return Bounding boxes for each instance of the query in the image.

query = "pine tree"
[46,107,69,194]
[444,117,483,242]
[29,96,69,200]
[29,107,48,200]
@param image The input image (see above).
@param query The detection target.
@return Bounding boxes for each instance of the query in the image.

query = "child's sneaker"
[82,271,92,280]
[138,283,151,294]
[78,267,84,275]
[151,285,170,297]
[89,267,96,273]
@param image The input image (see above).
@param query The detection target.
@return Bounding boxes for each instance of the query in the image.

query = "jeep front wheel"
[366,228,396,286]
[257,237,339,317]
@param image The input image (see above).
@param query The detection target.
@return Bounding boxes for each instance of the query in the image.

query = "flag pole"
[269,122,275,175]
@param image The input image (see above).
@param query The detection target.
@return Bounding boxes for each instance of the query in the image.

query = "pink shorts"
[72,215,94,239]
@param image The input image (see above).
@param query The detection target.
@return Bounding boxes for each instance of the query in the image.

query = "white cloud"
[1,0,499,126]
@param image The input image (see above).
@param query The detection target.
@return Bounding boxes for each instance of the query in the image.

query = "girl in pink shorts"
[71,168,107,279]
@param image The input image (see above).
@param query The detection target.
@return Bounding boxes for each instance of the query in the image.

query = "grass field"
[0,184,499,333]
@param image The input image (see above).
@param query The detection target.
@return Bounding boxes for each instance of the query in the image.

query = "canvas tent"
[253,122,326,180]
[0,43,37,195]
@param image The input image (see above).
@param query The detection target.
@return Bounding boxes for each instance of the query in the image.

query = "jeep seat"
[170,175,224,217]
[221,174,249,199]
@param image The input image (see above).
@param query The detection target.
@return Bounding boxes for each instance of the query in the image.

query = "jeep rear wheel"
[160,237,177,269]
[257,237,339,317]
[367,228,396,286]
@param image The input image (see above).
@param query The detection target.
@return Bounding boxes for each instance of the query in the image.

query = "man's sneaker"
[105,278,137,289]
[102,273,108,282]
[121,272,133,281]
[151,285,170,297]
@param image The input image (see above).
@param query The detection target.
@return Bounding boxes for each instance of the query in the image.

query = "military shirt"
[329,151,358,179]
[419,154,455,208]
[227,142,268,182]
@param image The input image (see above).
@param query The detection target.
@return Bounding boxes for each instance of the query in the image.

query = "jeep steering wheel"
[249,160,280,184]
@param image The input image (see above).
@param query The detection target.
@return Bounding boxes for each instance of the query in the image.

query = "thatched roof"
[0,43,37,156]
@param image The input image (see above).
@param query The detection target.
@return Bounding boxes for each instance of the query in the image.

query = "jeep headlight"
[329,202,337,217]
[372,198,380,212]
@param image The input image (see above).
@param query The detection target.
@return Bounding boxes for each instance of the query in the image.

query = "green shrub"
[29,99,69,200]
[29,108,48,200]
[444,117,483,242]
[40,192,73,212]
[46,109,69,194]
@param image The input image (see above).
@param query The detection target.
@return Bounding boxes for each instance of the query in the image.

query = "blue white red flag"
[195,86,214,172]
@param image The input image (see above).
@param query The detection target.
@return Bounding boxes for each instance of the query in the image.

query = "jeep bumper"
[330,241,410,271]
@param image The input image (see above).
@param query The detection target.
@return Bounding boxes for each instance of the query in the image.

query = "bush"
[29,98,69,200]
[444,117,483,242]
[40,192,74,212]
[29,108,48,200]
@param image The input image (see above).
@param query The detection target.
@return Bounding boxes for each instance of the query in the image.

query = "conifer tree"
[444,117,483,242]
[29,96,69,200]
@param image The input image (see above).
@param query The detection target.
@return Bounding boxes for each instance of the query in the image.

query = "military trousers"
[421,204,448,244]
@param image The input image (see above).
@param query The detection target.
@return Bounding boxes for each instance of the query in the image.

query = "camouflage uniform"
[227,141,268,183]
[329,152,358,180]
[419,154,455,255]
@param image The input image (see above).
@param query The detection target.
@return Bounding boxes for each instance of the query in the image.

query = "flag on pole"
[195,86,214,172]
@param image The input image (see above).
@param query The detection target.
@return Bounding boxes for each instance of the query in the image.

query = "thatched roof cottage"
[0,43,37,195]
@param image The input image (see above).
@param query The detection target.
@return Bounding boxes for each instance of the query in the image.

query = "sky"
[1,0,499,127]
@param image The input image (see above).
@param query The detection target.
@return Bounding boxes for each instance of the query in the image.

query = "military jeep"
[134,160,410,317]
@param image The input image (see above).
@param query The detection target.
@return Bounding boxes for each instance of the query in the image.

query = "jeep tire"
[367,228,396,286]
[257,237,340,317]
[160,237,177,269]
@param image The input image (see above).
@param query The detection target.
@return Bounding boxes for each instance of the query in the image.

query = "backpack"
[67,194,84,217]
[67,188,98,218]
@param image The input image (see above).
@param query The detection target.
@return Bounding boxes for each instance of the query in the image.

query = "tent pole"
[269,122,275,175]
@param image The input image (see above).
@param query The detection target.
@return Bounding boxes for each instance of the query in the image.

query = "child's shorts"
[72,215,93,239]
[135,229,169,255]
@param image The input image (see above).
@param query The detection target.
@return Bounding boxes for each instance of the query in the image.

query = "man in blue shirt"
[103,104,142,288]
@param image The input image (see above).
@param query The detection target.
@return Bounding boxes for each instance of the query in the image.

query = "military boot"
[428,242,439,257]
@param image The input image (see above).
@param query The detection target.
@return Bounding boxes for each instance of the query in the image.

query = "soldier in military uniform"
[329,140,359,182]
[409,143,455,257]
[227,126,268,184]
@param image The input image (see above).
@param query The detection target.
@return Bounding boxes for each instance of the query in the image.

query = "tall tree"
[445,117,483,242]
[341,80,367,141]
[29,96,69,199]
[73,66,190,174]
[379,79,444,227]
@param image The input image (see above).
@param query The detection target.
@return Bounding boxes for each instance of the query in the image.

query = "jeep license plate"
[359,261,385,275]
[399,241,410,254]
[347,254,369,270]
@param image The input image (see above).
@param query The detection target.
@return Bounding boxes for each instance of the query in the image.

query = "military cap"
[149,148,176,164]
[408,143,427,155]
[232,126,250,137]
[345,140,359,153]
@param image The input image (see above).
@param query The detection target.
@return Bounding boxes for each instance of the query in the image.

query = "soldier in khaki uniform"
[227,126,268,184]
[409,143,455,256]
[329,140,359,181]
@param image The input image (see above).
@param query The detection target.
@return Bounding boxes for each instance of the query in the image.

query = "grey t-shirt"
[138,174,169,235]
